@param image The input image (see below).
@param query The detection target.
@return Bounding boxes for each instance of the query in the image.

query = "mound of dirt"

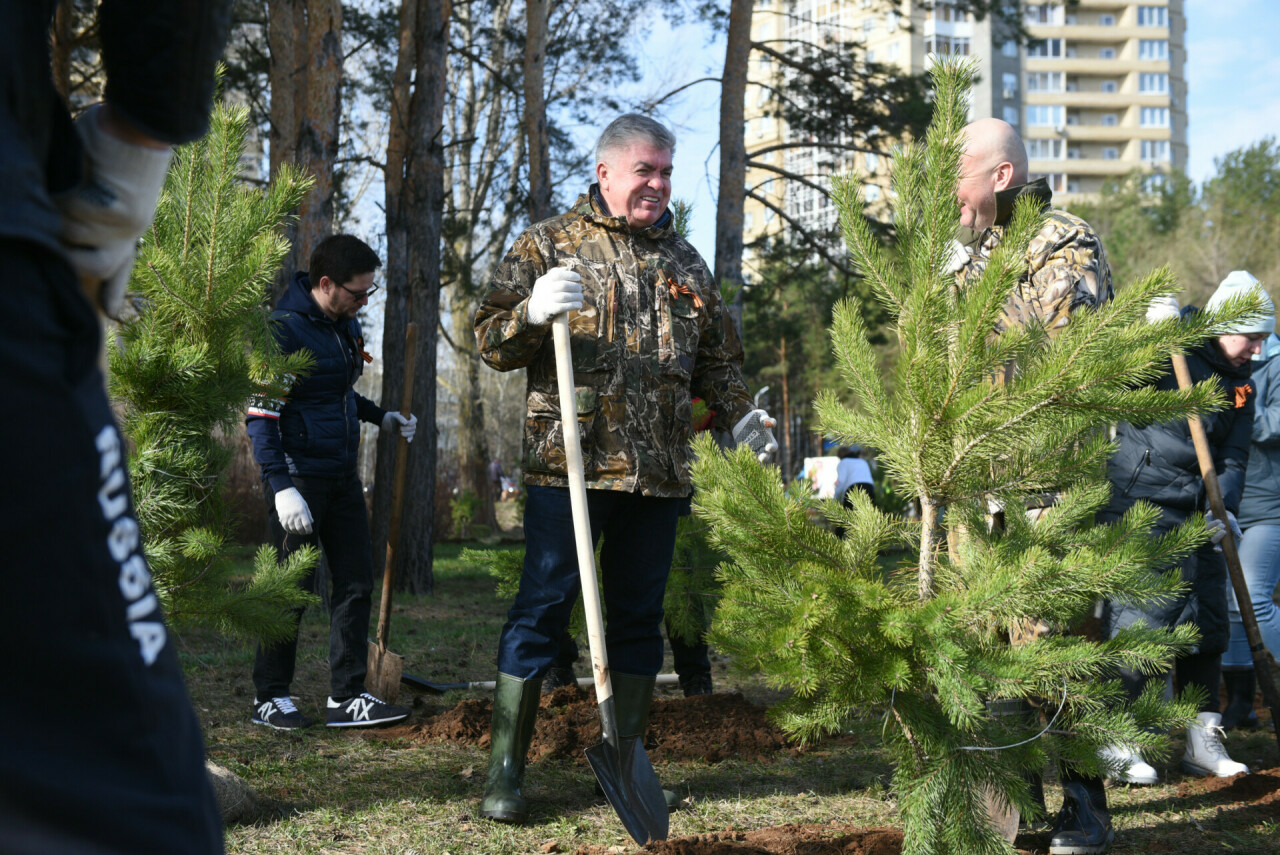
[373,686,801,764]
[1176,765,1280,818]
[574,824,905,855]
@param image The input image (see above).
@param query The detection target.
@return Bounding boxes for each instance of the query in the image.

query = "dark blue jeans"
[0,240,222,853]
[497,485,684,678]
[254,474,374,700]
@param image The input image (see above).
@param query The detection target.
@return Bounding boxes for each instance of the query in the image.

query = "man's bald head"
[957,118,1029,231]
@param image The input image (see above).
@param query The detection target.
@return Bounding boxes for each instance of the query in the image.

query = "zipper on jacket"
[332,326,353,453]
[1122,448,1150,496]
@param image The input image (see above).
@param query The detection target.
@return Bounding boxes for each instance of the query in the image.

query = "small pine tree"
[108,89,320,641]
[691,59,1258,855]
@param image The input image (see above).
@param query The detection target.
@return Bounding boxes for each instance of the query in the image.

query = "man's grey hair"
[595,114,677,164]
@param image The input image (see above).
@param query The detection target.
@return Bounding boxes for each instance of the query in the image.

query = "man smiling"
[473,114,772,823]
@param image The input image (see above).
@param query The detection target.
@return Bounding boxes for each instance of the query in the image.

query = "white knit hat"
[1206,270,1275,335]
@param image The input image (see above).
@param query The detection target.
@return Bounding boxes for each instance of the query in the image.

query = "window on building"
[887,41,900,62]
[1138,6,1168,27]
[1030,172,1067,193]
[1141,106,1169,126]
[1142,139,1171,161]
[1067,180,1080,194]
[1025,138,1064,159]
[1143,173,1167,192]
[865,152,879,171]
[1067,148,1081,160]
[1003,39,1018,57]
[764,208,775,223]
[1026,71,1064,92]
[1003,105,1019,125]
[1101,113,1118,126]
[1103,147,1119,160]
[1026,105,1065,127]
[1140,72,1168,93]
[1027,38,1063,58]
[1101,80,1117,93]
[867,49,877,63]
[1099,47,1116,59]
[744,211,754,231]
[865,184,882,203]
[1099,14,1115,26]
[927,35,970,56]
[886,10,899,31]
[1002,72,1018,93]
[1024,4,1062,25]
[863,17,874,37]
[1139,40,1169,60]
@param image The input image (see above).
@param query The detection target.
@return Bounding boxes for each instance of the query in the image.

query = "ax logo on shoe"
[345,697,373,721]
[257,701,276,722]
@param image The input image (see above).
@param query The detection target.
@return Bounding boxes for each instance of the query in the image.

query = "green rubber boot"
[480,673,542,823]
[611,672,683,811]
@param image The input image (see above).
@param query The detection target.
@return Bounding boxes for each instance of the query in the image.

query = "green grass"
[185,542,1280,854]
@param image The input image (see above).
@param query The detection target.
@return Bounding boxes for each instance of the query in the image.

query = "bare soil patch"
[373,686,805,764]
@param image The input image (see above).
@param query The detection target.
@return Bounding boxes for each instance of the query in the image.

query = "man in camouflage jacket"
[955,118,1117,855]
[472,114,769,824]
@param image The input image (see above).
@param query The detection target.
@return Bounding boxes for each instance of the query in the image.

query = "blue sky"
[619,0,1280,262]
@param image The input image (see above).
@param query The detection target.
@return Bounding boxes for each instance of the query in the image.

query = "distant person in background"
[832,446,874,538]
[1219,272,1280,731]
[1,2,232,852]
[488,457,505,503]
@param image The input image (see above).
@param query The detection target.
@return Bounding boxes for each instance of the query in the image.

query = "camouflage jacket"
[959,178,1114,343]
[474,187,752,497]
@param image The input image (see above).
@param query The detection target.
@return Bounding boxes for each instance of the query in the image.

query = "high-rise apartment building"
[742,0,1185,250]
[1022,1,1186,200]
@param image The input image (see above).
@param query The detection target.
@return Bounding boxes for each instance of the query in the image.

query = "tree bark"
[266,0,342,304]
[524,0,552,223]
[375,0,450,595]
[713,0,754,289]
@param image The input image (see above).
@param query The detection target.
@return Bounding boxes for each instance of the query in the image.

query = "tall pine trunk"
[376,0,449,595]
[266,0,342,304]
[713,0,753,289]
[524,0,552,223]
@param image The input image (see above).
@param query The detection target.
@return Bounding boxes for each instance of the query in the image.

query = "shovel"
[1172,352,1280,749]
[366,322,419,703]
[551,312,669,845]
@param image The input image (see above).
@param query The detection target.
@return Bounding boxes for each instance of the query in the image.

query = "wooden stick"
[376,323,418,651]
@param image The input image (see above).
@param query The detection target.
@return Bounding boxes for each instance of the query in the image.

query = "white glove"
[275,487,314,535]
[1204,509,1243,549]
[526,267,584,326]
[382,411,418,443]
[945,239,971,275]
[57,105,174,317]
[732,408,779,462]
[1146,295,1181,324]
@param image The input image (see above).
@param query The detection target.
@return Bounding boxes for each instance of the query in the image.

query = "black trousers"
[253,474,374,700]
[0,240,222,853]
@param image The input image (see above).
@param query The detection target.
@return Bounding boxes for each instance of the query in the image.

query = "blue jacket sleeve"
[1217,384,1255,515]
[357,394,387,426]
[1252,359,1280,447]
[247,315,296,493]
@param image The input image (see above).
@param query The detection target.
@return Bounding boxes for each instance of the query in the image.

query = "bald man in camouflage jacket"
[954,119,1117,855]
[473,114,768,824]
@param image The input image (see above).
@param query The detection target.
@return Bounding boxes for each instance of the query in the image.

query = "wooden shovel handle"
[376,322,418,651]
[551,313,614,710]
[1170,352,1280,734]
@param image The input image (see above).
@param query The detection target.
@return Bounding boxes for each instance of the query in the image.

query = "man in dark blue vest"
[246,234,416,729]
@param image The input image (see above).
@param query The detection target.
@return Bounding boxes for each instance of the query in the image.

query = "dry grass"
[183,542,1280,854]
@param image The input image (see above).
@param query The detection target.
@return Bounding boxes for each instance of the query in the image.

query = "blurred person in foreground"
[0,2,232,852]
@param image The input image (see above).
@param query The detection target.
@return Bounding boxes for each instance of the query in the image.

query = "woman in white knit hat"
[1219,271,1280,731]
[1094,271,1273,785]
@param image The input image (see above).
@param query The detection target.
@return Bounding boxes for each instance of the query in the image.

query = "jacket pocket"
[1120,448,1151,497]
[658,279,702,377]
[524,386,597,477]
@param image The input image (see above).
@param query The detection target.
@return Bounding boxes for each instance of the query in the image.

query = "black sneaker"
[252,696,314,730]
[325,692,410,727]
[1049,782,1114,855]
[542,664,578,693]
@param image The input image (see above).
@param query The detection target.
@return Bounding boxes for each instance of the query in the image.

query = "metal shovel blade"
[584,697,669,846]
